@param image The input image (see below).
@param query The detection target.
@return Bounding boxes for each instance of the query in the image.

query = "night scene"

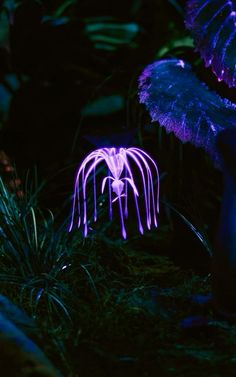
[1,0,236,376]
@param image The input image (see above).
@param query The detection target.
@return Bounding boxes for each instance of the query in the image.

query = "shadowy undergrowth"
[0,0,234,376]
[0,176,234,377]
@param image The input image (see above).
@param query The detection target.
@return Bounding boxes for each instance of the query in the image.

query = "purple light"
[69,147,159,239]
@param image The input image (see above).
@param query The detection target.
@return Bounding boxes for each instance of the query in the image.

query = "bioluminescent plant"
[138,0,236,318]
[139,58,236,165]
[186,0,236,87]
[69,147,159,239]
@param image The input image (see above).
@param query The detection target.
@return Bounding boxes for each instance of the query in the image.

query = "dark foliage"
[0,0,235,376]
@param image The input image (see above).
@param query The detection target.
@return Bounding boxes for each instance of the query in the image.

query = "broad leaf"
[186,0,236,87]
[138,59,236,165]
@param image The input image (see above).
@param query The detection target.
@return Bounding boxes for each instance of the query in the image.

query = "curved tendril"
[108,168,113,220]
[131,147,160,212]
[71,155,103,236]
[82,162,87,236]
[131,148,159,225]
[101,176,114,194]
[77,182,81,228]
[93,157,98,222]
[120,153,144,234]
[123,178,139,196]
[70,152,100,231]
[128,149,156,226]
[118,194,126,239]
[83,157,104,236]
[126,150,151,228]
[124,166,128,218]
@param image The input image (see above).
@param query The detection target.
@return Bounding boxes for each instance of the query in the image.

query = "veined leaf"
[186,0,236,87]
[138,59,236,165]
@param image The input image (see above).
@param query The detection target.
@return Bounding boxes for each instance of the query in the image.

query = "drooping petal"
[101,176,114,194]
[108,170,113,220]
[119,152,144,234]
[124,166,128,218]
[118,195,127,239]
[123,178,139,196]
[68,154,95,232]
[93,157,98,221]
[128,148,159,227]
[126,150,151,228]
[83,157,104,235]
[131,147,159,214]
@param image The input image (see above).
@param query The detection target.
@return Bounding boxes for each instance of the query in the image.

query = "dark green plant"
[0,177,77,324]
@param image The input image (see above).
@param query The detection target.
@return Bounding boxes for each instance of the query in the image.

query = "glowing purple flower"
[69,147,159,239]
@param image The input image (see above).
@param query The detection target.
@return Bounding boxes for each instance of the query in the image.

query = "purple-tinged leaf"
[138,59,236,165]
[186,0,236,87]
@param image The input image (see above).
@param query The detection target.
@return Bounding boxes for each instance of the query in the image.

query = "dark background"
[0,0,226,271]
[2,2,236,376]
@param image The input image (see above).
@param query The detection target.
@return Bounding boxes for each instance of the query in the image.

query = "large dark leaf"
[186,0,236,87]
[138,59,236,165]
